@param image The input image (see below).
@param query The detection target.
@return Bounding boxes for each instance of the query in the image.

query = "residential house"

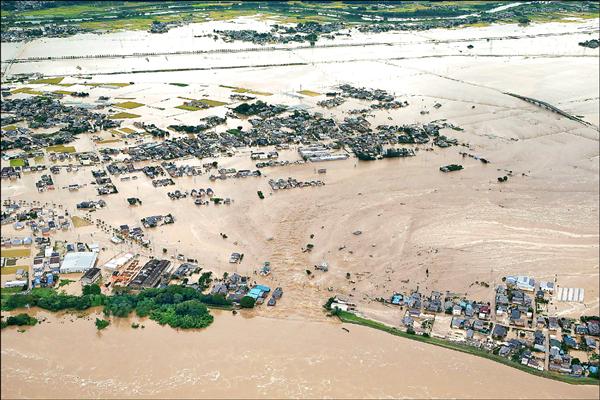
[493,324,508,339]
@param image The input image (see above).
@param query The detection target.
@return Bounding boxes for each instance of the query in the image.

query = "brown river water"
[1,309,598,399]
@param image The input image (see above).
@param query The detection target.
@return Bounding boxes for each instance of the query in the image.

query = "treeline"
[2,284,232,330]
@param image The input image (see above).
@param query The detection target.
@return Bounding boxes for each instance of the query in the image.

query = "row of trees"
[3,284,232,330]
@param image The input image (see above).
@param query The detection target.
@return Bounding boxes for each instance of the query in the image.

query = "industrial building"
[81,267,101,286]
[59,252,98,274]
[128,259,171,289]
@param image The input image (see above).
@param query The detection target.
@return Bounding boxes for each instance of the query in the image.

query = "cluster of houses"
[1,166,22,180]
[1,96,120,151]
[117,224,150,247]
[140,214,175,229]
[92,169,118,195]
[250,150,279,161]
[2,203,71,236]
[35,174,55,192]
[378,278,600,378]
[77,200,106,210]
[210,273,283,307]
[1,24,86,42]
[162,162,204,178]
[317,97,346,108]
[3,236,101,289]
[268,177,325,191]
[255,159,306,169]
[208,168,261,181]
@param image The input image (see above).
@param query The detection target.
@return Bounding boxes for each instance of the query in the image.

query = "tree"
[240,296,256,308]
[82,284,101,296]
[5,313,37,327]
[95,318,109,330]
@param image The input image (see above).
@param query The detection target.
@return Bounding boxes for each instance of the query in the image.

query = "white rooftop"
[60,252,98,273]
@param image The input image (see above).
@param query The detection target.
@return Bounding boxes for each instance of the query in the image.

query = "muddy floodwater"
[0,310,598,399]
[1,14,599,399]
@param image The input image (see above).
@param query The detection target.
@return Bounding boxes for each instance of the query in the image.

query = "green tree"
[82,284,101,296]
[240,296,256,308]
[5,313,37,327]
[95,318,109,330]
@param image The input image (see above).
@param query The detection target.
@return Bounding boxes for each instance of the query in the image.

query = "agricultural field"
[115,101,144,109]
[298,90,321,97]
[45,145,76,153]
[0,248,31,258]
[109,112,141,119]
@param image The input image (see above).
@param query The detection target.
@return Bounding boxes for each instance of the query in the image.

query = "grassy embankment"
[336,310,599,386]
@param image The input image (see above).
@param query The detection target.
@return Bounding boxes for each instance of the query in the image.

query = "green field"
[119,127,136,134]
[53,90,74,95]
[298,90,321,97]
[46,145,76,153]
[176,104,201,111]
[109,112,141,119]
[115,101,144,109]
[0,266,19,275]
[199,99,228,107]
[11,87,44,95]
[9,159,25,167]
[1,125,17,131]
[29,77,64,84]
[221,85,272,96]
[176,98,227,111]
[0,248,31,258]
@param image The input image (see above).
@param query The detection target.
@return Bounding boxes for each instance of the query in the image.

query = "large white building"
[60,252,98,274]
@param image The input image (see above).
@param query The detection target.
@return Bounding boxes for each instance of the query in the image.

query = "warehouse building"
[60,252,98,274]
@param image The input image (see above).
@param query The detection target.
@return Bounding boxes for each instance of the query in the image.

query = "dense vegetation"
[1,284,232,330]
[104,285,228,328]
[1,313,38,329]
[240,296,256,308]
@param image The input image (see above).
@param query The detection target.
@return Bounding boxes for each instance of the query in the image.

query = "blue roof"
[255,285,270,292]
